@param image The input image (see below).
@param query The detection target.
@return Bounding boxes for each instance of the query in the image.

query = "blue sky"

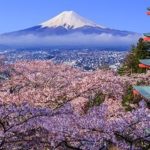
[0,0,149,34]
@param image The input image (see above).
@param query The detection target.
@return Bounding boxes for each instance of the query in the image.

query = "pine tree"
[118,38,150,75]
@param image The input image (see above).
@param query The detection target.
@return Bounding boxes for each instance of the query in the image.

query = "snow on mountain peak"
[41,11,105,29]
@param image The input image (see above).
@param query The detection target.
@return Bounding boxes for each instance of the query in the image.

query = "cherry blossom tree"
[0,60,149,149]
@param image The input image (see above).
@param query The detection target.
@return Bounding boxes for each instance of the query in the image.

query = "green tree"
[122,85,141,111]
[118,38,150,75]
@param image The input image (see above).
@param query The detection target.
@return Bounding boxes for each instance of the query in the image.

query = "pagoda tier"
[133,86,150,101]
[143,36,150,42]
[132,7,150,101]
[147,11,150,15]
[143,33,150,37]
[139,59,150,69]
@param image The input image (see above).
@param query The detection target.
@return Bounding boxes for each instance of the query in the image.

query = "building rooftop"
[143,33,150,37]
[133,86,150,100]
[139,59,150,66]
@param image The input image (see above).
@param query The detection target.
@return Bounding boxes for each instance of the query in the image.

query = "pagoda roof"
[139,59,150,66]
[147,11,150,15]
[133,86,150,100]
[147,7,150,11]
[143,33,150,37]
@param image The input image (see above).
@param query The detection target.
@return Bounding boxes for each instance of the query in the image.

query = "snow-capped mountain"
[3,11,137,36]
[41,11,105,29]
[0,11,140,49]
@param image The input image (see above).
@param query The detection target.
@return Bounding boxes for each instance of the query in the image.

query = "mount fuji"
[0,11,140,49]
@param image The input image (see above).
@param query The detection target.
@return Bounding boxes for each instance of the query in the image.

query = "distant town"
[0,49,127,71]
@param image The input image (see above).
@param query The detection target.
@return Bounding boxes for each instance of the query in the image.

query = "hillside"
[0,60,149,149]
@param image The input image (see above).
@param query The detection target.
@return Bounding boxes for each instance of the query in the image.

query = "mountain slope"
[0,11,140,49]
[3,11,137,36]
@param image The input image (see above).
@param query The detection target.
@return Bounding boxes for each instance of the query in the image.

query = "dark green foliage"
[118,38,150,75]
[88,93,105,108]
[122,85,141,111]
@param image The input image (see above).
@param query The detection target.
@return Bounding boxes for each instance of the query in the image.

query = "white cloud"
[0,33,140,49]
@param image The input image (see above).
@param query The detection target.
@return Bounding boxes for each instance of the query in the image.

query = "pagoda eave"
[139,64,150,69]
[133,86,150,100]
[139,59,150,69]
[143,37,150,42]
[146,11,150,15]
